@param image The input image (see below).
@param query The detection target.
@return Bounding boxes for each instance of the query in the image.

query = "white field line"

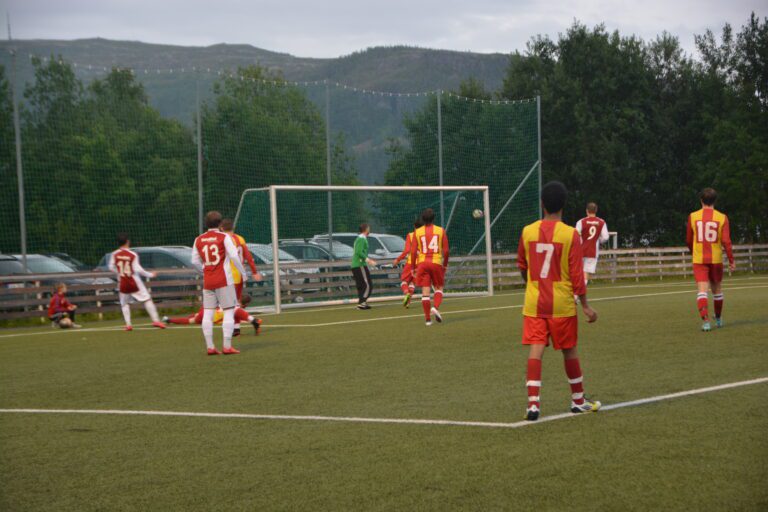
[2,284,768,338]
[1,377,766,430]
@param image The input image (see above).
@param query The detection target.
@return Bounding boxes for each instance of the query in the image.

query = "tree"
[0,65,18,254]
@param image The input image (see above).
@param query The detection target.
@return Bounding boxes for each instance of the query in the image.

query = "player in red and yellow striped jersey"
[220,219,260,303]
[686,188,735,331]
[393,218,423,308]
[410,208,449,325]
[517,181,599,421]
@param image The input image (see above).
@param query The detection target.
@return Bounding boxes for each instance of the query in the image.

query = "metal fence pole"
[536,95,542,219]
[325,81,333,254]
[269,186,281,314]
[196,78,203,233]
[483,188,494,296]
[437,90,444,225]
[9,42,27,270]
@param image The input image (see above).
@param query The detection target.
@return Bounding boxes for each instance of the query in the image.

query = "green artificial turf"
[1,276,767,511]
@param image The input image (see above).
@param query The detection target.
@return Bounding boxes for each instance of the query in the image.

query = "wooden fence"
[1,244,766,321]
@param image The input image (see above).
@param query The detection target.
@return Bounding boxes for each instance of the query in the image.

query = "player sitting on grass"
[686,187,735,331]
[163,294,262,335]
[410,208,449,326]
[517,181,599,421]
[108,233,166,331]
[48,283,81,328]
[393,217,423,308]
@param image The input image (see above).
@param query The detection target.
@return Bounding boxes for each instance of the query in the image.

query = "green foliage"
[0,65,19,253]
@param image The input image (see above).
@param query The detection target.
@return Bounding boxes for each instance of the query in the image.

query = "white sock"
[246,315,254,322]
[202,309,215,350]
[222,308,235,349]
[121,304,131,326]
[144,300,160,323]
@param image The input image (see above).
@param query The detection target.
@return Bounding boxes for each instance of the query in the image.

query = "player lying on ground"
[192,211,249,356]
[48,283,81,328]
[393,217,423,308]
[517,180,599,421]
[575,202,609,285]
[163,295,262,335]
[686,187,735,332]
[108,233,166,331]
[410,208,449,326]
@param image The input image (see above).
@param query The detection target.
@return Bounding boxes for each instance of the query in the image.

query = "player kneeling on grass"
[48,283,81,328]
[393,217,423,308]
[164,294,262,335]
[192,211,249,355]
[108,233,166,331]
[517,181,599,421]
[411,208,448,326]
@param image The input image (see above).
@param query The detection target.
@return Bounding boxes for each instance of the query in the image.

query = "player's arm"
[575,219,582,235]
[599,222,610,243]
[224,236,248,281]
[190,244,204,273]
[517,234,528,284]
[108,252,117,274]
[133,255,156,279]
[241,242,258,274]
[685,215,693,252]
[394,235,410,265]
[722,216,735,270]
[442,232,450,268]
[570,232,597,322]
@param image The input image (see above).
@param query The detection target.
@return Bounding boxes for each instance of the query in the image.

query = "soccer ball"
[58,317,73,329]
[472,209,484,220]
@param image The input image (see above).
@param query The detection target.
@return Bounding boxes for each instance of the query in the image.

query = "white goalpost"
[233,185,494,314]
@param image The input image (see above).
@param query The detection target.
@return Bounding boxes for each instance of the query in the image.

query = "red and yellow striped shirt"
[411,224,449,267]
[686,208,733,265]
[517,220,586,318]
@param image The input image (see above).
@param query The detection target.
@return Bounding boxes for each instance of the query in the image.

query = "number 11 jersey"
[517,220,586,318]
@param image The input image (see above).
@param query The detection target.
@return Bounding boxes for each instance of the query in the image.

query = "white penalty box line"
[1,377,766,430]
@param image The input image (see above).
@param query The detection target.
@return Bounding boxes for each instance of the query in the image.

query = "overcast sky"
[2,0,764,58]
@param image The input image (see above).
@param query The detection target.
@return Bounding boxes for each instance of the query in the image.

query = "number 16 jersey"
[517,220,586,318]
[686,208,733,265]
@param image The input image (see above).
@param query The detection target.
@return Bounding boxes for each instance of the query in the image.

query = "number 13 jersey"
[686,208,733,265]
[192,229,241,290]
[517,220,586,318]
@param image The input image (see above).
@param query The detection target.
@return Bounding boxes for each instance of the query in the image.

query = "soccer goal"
[233,185,494,313]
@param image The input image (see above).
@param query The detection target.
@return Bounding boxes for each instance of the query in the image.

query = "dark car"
[45,252,90,271]
[279,239,355,262]
[12,254,114,288]
[96,246,196,271]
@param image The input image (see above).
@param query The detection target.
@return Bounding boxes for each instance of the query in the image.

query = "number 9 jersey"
[517,220,586,318]
[686,208,733,265]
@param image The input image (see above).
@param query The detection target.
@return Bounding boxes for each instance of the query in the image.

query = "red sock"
[169,317,190,325]
[526,358,542,408]
[697,292,709,320]
[401,282,409,294]
[713,293,723,318]
[421,296,431,321]
[564,358,585,405]
[434,290,443,309]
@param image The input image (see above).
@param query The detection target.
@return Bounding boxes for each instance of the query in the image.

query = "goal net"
[234,185,494,313]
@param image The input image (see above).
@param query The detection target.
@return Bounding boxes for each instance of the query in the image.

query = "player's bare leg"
[202,308,220,355]
[562,347,600,413]
[221,307,239,354]
[430,288,443,324]
[142,299,166,329]
[524,344,546,420]
[120,303,133,331]
[696,281,711,331]
[420,286,432,325]
[711,280,724,327]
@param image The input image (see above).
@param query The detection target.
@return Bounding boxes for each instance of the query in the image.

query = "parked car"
[279,239,355,262]
[45,252,90,271]
[246,244,320,287]
[96,246,196,272]
[12,254,114,287]
[0,255,27,291]
[311,232,406,260]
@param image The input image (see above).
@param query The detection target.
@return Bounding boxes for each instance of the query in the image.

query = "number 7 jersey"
[517,220,586,318]
[686,208,733,265]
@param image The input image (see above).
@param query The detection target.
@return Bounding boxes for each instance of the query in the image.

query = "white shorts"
[582,257,598,274]
[119,290,151,306]
[203,285,237,310]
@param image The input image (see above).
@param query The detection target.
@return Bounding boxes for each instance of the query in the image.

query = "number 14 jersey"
[517,220,586,318]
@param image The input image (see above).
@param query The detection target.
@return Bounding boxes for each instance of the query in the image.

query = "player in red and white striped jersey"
[574,202,609,285]
[108,233,166,331]
[191,211,248,355]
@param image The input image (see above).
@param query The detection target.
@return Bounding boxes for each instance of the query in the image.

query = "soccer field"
[1,277,767,511]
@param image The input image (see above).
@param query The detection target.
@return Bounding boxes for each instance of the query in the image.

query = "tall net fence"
[0,53,540,270]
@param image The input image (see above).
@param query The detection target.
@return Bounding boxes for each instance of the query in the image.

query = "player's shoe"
[222,347,240,355]
[570,399,601,414]
[715,317,723,328]
[357,303,371,310]
[233,328,241,337]
[402,293,412,308]
[425,321,432,326]
[152,321,166,329]
[524,404,540,421]
[430,307,442,323]
[207,348,221,356]
[251,318,262,335]
[161,315,169,323]
[124,325,133,332]
[71,323,82,329]
[701,321,712,332]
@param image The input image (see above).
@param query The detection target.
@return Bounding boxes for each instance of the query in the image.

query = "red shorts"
[400,264,414,284]
[414,262,445,288]
[522,316,578,350]
[693,263,723,283]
